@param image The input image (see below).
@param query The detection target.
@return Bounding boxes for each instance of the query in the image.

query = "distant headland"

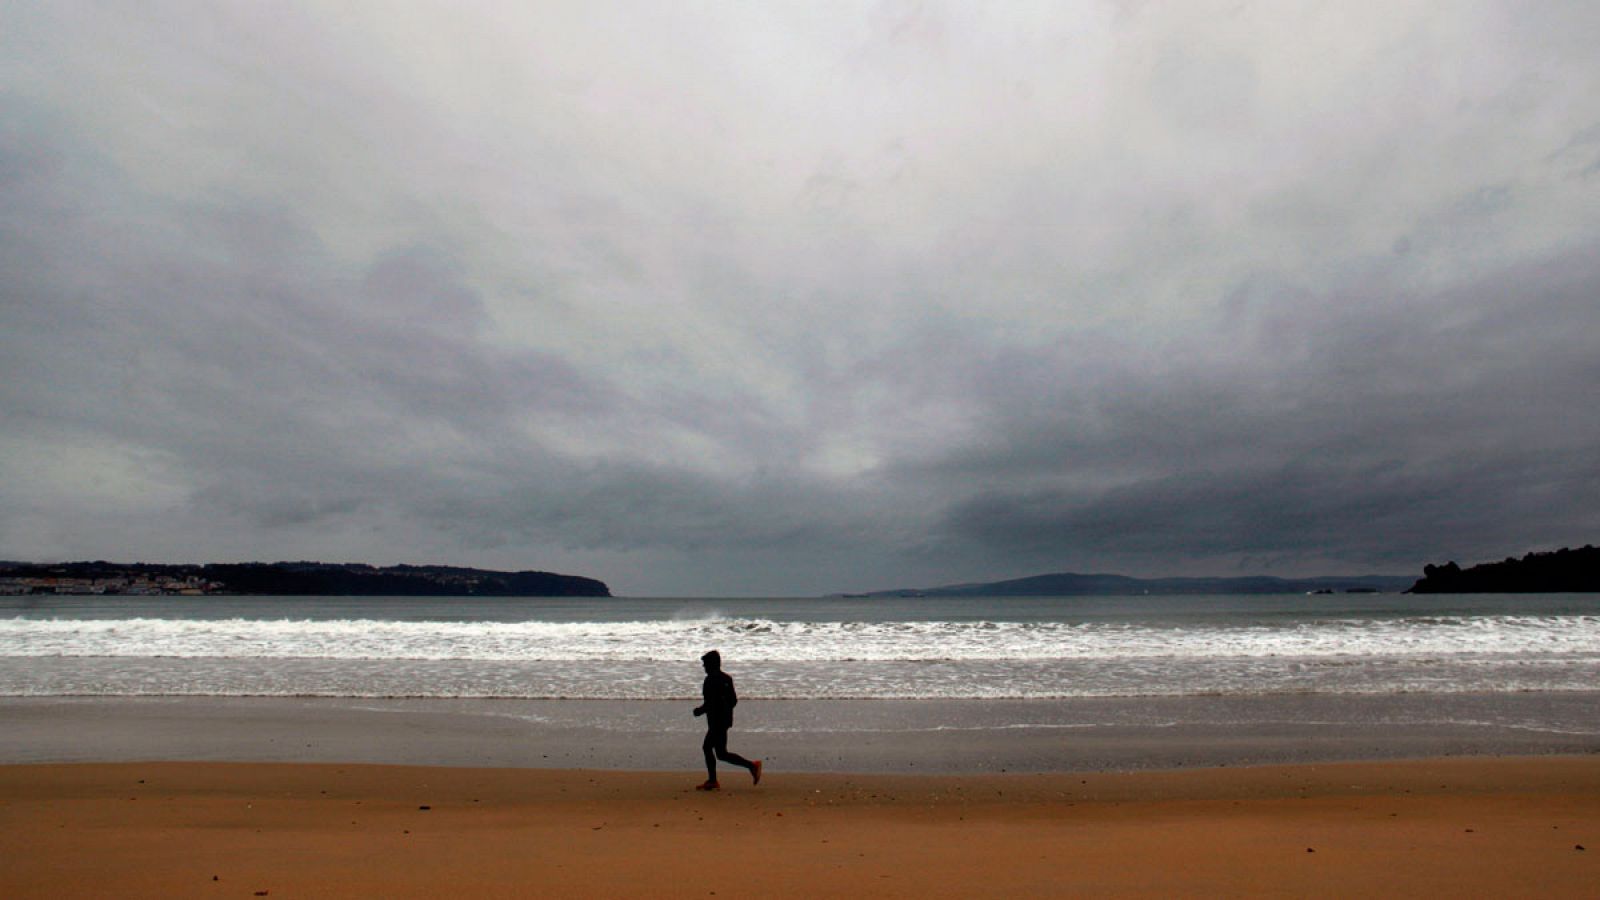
[0,561,611,598]
[845,546,1600,598]
[842,571,1416,598]
[1406,546,1599,593]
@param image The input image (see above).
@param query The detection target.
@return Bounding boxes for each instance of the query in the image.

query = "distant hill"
[1407,546,1600,593]
[0,560,611,597]
[847,571,1415,597]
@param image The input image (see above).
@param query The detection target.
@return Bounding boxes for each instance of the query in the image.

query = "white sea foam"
[3,614,1597,663]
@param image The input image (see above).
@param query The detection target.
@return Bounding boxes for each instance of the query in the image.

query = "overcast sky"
[3,1,1598,596]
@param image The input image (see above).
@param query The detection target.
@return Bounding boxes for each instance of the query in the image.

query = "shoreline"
[4,693,1598,773]
[3,757,1596,897]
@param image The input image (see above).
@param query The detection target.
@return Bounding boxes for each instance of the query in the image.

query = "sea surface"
[3,592,1598,704]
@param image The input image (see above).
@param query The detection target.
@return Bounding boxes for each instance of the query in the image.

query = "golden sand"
[2,758,1596,897]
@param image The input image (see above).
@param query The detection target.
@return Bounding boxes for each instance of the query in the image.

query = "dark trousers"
[703,725,753,780]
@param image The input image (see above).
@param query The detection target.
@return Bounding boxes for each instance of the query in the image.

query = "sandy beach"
[2,757,1596,898]
[1,697,1596,897]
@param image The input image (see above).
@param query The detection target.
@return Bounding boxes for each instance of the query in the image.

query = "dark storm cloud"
[3,2,1599,594]
[0,92,872,580]
[944,448,1600,569]
[927,245,1600,573]
[0,102,614,538]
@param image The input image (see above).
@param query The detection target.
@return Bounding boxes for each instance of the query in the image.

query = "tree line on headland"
[1406,545,1600,593]
[0,561,611,597]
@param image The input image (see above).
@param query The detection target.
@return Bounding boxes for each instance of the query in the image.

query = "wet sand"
[5,693,1599,772]
[2,758,1596,897]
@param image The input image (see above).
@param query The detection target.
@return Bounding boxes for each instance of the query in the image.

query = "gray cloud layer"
[3,2,1598,594]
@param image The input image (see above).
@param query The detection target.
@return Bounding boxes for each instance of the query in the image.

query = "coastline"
[4,693,1598,772]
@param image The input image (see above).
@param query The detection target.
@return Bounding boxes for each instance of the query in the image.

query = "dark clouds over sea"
[3,2,1597,594]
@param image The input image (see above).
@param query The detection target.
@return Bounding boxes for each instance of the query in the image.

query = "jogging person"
[693,650,762,790]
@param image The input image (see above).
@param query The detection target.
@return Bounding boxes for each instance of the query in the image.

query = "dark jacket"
[701,671,737,729]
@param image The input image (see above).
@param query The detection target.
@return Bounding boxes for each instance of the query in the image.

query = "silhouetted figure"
[693,650,762,790]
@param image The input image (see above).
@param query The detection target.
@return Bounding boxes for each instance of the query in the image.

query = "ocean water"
[3,593,1598,702]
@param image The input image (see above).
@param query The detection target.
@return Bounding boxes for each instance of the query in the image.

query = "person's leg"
[715,745,754,772]
[702,729,720,783]
[704,726,760,786]
[714,729,757,777]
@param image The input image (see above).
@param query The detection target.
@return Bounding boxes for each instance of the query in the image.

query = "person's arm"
[726,675,737,709]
